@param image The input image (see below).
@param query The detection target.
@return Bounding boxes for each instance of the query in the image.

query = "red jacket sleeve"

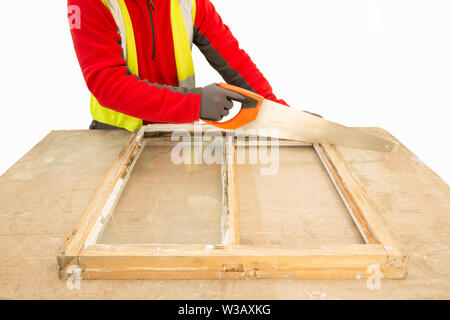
[194,0,288,106]
[67,0,201,123]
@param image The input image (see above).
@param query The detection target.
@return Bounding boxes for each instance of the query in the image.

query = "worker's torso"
[125,0,179,86]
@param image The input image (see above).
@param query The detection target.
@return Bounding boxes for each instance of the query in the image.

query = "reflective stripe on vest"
[171,0,196,88]
[92,0,197,132]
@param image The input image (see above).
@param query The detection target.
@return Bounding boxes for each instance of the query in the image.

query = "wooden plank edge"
[82,266,406,280]
[81,243,387,256]
[75,244,404,280]
[60,245,406,281]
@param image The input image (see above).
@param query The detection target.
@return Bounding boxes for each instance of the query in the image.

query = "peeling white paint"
[84,178,125,247]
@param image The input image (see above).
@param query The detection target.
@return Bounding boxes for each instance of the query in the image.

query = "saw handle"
[203,83,264,130]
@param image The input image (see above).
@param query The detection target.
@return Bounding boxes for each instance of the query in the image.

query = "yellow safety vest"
[94,0,196,132]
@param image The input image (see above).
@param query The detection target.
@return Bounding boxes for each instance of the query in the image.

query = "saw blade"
[239,99,397,152]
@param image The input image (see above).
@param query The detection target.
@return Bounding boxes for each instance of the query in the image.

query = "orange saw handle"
[203,83,264,130]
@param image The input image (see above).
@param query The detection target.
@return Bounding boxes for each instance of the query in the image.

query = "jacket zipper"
[147,0,156,60]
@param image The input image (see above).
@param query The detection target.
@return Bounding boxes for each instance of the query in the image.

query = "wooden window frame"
[58,124,407,280]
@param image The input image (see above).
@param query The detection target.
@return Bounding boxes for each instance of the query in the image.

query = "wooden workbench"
[0,129,449,299]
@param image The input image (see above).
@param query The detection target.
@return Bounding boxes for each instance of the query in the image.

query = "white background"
[0,0,448,183]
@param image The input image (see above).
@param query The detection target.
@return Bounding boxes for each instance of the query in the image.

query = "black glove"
[143,82,247,121]
[196,84,246,121]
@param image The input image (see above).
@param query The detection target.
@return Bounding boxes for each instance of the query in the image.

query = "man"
[68,0,287,131]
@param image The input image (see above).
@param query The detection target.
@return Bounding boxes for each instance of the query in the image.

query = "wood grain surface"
[0,128,448,299]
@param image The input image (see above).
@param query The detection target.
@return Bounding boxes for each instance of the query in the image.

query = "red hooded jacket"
[68,0,286,124]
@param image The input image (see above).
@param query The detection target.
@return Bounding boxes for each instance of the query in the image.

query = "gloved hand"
[195,84,247,121]
[148,82,248,121]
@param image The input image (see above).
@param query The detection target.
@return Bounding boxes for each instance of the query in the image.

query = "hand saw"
[203,83,396,152]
